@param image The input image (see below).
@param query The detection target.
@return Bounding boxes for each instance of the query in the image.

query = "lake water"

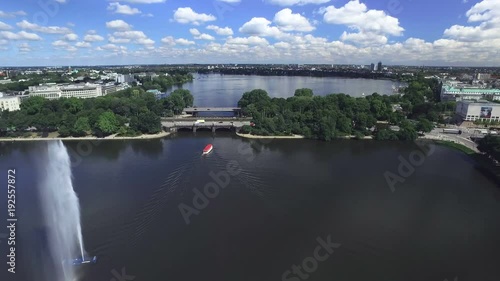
[170,74,405,107]
[1,134,500,281]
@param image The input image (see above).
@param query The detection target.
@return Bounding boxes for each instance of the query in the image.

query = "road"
[420,127,480,152]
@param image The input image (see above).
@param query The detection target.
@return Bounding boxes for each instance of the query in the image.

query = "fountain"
[38,140,87,281]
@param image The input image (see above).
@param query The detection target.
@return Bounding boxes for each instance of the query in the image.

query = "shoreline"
[0,131,171,142]
[236,132,305,139]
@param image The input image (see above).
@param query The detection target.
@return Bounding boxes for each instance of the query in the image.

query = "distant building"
[102,82,127,95]
[477,73,491,80]
[28,83,103,100]
[0,95,21,112]
[370,63,375,71]
[456,100,500,122]
[116,74,136,84]
[441,83,500,101]
[377,62,382,72]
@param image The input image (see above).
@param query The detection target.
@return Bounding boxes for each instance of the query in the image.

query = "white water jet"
[39,140,86,281]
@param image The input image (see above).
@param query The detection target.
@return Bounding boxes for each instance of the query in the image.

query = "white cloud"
[0,10,27,18]
[444,0,500,42]
[161,36,176,46]
[190,28,215,40]
[97,44,127,52]
[84,34,104,42]
[175,38,195,45]
[52,40,69,47]
[0,31,43,41]
[16,20,73,34]
[109,36,131,43]
[64,33,78,41]
[227,36,269,46]
[18,43,32,53]
[322,0,404,45]
[189,28,201,36]
[55,0,67,3]
[239,17,283,38]
[106,20,133,30]
[216,0,241,3]
[75,41,91,48]
[273,8,315,32]
[265,0,330,6]
[206,25,233,36]
[108,2,142,15]
[0,21,12,30]
[111,30,155,45]
[173,7,216,25]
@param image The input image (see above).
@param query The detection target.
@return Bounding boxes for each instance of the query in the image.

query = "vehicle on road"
[443,128,462,134]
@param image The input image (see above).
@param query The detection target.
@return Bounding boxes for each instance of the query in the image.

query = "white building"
[28,83,103,100]
[456,100,500,122]
[0,94,21,111]
[101,82,128,95]
[116,74,135,84]
[441,83,500,101]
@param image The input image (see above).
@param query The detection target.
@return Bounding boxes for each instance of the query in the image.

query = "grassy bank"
[433,140,476,155]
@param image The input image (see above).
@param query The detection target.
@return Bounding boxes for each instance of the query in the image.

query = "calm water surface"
[170,74,404,107]
[1,134,500,281]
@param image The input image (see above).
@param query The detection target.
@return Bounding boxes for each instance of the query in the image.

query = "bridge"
[162,120,250,133]
[183,107,242,117]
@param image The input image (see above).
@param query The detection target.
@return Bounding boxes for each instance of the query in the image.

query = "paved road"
[421,127,480,152]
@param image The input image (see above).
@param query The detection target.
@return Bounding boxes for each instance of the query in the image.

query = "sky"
[0,0,499,66]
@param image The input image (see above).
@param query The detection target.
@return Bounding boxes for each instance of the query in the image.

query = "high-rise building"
[370,63,375,71]
[377,62,383,72]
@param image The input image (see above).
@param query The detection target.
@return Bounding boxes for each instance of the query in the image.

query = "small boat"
[202,144,213,155]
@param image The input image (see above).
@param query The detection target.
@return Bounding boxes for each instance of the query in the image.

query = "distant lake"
[169,74,405,107]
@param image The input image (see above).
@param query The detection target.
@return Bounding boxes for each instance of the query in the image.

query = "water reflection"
[130,139,164,159]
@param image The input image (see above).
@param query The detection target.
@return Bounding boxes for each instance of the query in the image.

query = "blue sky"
[0,0,498,66]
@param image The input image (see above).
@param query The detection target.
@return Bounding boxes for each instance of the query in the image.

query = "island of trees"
[237,75,449,141]
[0,88,193,138]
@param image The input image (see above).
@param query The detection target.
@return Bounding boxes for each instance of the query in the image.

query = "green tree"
[294,88,314,97]
[72,117,91,137]
[133,111,161,134]
[96,111,119,136]
[416,118,434,133]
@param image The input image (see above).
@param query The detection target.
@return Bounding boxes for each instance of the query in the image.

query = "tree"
[20,96,46,115]
[96,111,119,136]
[72,117,91,137]
[294,88,314,97]
[133,111,161,134]
[416,118,434,133]
[397,120,418,141]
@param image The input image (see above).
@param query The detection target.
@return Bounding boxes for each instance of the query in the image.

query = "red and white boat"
[202,144,213,155]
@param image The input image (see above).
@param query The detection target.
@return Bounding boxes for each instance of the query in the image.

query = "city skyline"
[0,0,498,66]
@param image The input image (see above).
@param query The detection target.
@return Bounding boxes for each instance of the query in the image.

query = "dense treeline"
[137,73,194,92]
[237,76,450,141]
[200,68,392,80]
[0,88,193,138]
[478,135,500,162]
